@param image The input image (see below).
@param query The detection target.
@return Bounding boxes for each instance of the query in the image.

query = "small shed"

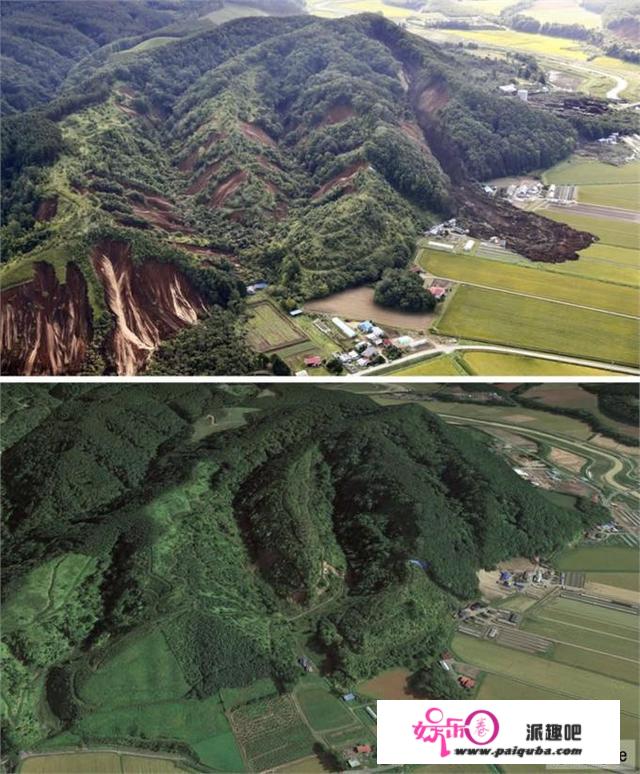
[304,355,323,367]
[342,693,356,702]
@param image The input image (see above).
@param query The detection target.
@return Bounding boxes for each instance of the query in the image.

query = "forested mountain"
[1,384,598,762]
[1,12,628,374]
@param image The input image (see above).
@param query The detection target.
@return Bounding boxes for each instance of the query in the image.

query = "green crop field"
[523,617,638,660]
[579,184,639,210]
[586,572,640,591]
[552,643,639,682]
[76,629,190,709]
[419,250,639,313]
[452,634,639,716]
[75,695,243,770]
[435,286,639,366]
[19,753,185,774]
[478,673,566,701]
[460,351,614,376]
[554,544,640,572]
[388,354,466,376]
[296,685,354,731]
[544,159,640,186]
[246,301,308,352]
[580,243,639,266]
[543,210,640,251]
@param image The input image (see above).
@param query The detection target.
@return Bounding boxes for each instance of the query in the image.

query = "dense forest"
[1,384,600,764]
[2,9,630,374]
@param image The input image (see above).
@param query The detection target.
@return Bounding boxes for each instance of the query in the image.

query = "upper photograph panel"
[1,0,638,377]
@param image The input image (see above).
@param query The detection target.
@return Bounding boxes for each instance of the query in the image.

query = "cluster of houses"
[425,217,469,238]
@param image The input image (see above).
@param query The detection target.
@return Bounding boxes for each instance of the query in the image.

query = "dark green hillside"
[0,0,227,115]
[1,384,598,764]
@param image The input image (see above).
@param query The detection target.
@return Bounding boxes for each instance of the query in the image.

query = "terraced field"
[434,286,639,366]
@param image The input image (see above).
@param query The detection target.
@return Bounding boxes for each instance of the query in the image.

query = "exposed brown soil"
[185,160,223,195]
[311,161,368,200]
[400,121,431,153]
[91,240,206,375]
[239,122,276,147]
[1,262,91,375]
[454,183,594,262]
[131,202,192,233]
[320,102,355,127]
[178,132,223,172]
[211,170,248,208]
[304,286,435,331]
[358,669,416,700]
[418,80,450,114]
[256,154,280,171]
[35,197,58,222]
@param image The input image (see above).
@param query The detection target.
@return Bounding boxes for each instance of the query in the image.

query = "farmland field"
[246,300,307,352]
[526,0,601,27]
[452,634,639,715]
[19,753,184,774]
[544,159,640,187]
[434,286,639,366]
[230,695,315,771]
[553,544,640,572]
[419,250,638,313]
[459,351,613,376]
[579,184,639,210]
[586,572,640,591]
[296,685,354,731]
[543,210,640,250]
[388,354,466,376]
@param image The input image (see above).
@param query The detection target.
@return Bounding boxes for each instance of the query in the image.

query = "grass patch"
[579,184,639,210]
[76,629,190,709]
[435,286,639,366]
[552,643,639,682]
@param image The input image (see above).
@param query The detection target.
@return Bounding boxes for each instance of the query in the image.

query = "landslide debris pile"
[3,12,623,373]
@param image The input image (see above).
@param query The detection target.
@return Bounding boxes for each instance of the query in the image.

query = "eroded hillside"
[3,13,630,374]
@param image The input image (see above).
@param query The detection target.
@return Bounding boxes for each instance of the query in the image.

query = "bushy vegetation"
[1,384,598,762]
[374,268,436,312]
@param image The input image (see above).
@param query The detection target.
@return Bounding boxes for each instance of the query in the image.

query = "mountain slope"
[1,384,598,763]
[2,13,626,374]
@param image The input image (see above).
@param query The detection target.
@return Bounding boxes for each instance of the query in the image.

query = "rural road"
[435,413,631,495]
[361,343,640,376]
[605,74,628,100]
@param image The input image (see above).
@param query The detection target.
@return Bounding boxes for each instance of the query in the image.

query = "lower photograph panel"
[2,382,638,774]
